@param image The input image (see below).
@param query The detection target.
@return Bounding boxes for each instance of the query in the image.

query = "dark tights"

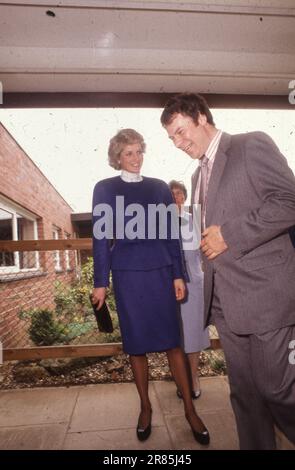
[130,347,206,432]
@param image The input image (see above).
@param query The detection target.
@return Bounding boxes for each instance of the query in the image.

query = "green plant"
[80,256,94,286]
[207,351,227,374]
[18,307,39,321]
[54,281,78,316]
[54,257,117,318]
[29,309,68,346]
[54,258,94,315]
[20,258,119,346]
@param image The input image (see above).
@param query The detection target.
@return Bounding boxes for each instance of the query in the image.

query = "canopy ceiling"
[0,1,294,104]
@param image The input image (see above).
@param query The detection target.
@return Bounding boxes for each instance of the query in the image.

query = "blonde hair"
[108,129,146,170]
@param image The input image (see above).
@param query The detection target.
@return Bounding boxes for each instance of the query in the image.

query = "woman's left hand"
[174,278,186,301]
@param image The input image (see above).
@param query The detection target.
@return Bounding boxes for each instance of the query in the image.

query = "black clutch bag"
[89,295,114,333]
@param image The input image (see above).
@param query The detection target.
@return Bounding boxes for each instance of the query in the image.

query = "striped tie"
[198,155,209,233]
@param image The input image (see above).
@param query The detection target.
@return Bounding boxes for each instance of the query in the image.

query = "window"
[52,227,62,271]
[0,197,39,272]
[64,232,71,271]
[17,214,39,269]
[0,208,14,267]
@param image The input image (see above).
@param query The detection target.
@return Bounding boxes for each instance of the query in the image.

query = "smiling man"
[161,93,295,450]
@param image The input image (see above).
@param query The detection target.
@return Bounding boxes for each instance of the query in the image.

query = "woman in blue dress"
[91,129,209,445]
[169,181,210,400]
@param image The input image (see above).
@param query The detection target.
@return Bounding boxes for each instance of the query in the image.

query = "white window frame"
[52,227,62,272]
[64,232,71,271]
[0,195,39,273]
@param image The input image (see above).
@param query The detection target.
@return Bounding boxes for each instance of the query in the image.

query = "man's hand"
[174,278,186,301]
[200,225,228,260]
[91,287,106,310]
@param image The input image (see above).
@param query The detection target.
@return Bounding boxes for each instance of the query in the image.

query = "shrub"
[207,350,227,374]
[29,309,68,346]
[54,258,95,317]
[54,257,117,321]
[23,258,120,346]
[54,282,77,316]
[18,307,39,321]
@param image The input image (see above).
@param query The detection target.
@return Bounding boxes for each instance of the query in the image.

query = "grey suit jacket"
[200,131,295,335]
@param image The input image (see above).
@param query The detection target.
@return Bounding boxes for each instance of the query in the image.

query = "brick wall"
[0,123,78,348]
[0,123,73,238]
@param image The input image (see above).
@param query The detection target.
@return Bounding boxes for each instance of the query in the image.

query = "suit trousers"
[210,281,295,450]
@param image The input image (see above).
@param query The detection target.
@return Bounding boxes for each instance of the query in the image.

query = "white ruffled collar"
[120,170,143,182]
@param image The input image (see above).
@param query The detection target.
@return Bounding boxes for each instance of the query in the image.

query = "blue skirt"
[112,266,181,355]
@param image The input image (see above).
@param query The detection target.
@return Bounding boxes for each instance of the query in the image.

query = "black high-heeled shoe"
[176,389,202,400]
[192,427,210,445]
[136,410,152,441]
[136,422,152,441]
[186,413,210,446]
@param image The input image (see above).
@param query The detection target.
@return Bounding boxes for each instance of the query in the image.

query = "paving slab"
[0,423,68,450]
[164,410,239,450]
[153,377,231,416]
[0,387,79,427]
[0,377,292,450]
[64,425,172,450]
[69,382,164,433]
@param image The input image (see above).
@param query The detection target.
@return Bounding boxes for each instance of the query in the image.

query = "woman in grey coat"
[169,180,210,399]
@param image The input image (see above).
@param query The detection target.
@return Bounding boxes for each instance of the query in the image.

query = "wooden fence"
[0,239,220,361]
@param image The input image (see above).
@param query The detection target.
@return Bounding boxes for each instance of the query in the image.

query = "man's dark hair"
[161,93,215,126]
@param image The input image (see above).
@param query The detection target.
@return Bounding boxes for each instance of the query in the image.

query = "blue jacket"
[92,176,184,287]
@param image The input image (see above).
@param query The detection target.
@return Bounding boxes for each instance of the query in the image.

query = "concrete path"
[0,376,293,450]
